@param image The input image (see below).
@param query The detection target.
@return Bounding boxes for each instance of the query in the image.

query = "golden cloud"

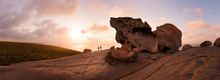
[183,20,220,44]
[187,19,209,30]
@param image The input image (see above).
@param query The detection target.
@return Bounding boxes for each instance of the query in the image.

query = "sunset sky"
[0,0,220,51]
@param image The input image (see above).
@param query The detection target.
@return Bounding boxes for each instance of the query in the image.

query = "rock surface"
[120,47,220,80]
[110,17,182,53]
[110,17,157,53]
[214,37,220,47]
[110,17,152,44]
[1,47,220,80]
[200,41,212,47]
[154,23,182,52]
[182,44,193,51]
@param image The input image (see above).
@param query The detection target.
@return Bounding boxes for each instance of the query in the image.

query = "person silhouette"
[100,46,102,50]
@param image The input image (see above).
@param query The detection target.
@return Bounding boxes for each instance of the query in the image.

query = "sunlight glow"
[69,28,88,40]
[54,17,88,41]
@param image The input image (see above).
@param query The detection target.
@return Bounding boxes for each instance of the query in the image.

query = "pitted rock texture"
[110,17,157,53]
[110,17,152,44]
[110,17,182,53]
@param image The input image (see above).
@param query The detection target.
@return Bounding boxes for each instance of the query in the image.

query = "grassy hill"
[0,41,81,65]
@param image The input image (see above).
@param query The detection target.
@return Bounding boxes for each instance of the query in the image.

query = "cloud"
[183,20,220,44]
[78,24,119,50]
[158,17,172,23]
[26,0,79,16]
[89,1,108,13]
[32,20,69,37]
[0,0,6,4]
[0,19,70,40]
[182,29,219,45]
[81,24,110,39]
[186,19,209,30]
[0,0,79,39]
[109,6,135,17]
[89,1,136,17]
[208,24,220,33]
[0,0,79,50]
[82,24,109,34]
[183,7,205,16]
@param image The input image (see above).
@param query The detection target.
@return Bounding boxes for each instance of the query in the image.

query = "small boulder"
[182,44,192,51]
[83,49,92,53]
[200,41,212,47]
[214,37,220,47]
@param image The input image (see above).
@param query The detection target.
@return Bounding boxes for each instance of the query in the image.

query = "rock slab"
[1,47,220,80]
[121,47,220,80]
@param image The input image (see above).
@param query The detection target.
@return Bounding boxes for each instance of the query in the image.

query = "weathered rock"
[200,41,212,47]
[182,44,193,51]
[120,47,220,80]
[154,23,182,52]
[127,32,158,53]
[0,50,154,80]
[214,37,220,47]
[1,47,220,80]
[110,17,152,44]
[110,17,182,53]
[109,43,133,59]
[83,49,92,53]
[105,43,139,63]
[110,17,158,53]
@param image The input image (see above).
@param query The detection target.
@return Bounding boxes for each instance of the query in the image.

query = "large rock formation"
[154,23,182,52]
[110,17,158,53]
[110,17,182,53]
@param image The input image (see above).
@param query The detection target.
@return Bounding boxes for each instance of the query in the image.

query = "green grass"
[0,41,81,65]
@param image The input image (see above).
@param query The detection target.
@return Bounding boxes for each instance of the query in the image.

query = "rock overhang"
[110,17,182,53]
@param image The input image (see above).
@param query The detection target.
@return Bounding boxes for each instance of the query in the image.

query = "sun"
[69,28,81,39]
[54,17,88,41]
[69,27,88,40]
